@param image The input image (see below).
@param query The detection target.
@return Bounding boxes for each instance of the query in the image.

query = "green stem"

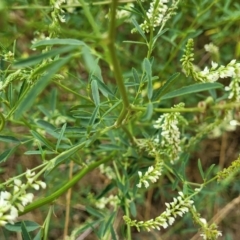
[108,0,130,127]
[53,80,93,103]
[78,0,101,37]
[19,153,114,216]
[132,105,204,113]
[8,0,134,9]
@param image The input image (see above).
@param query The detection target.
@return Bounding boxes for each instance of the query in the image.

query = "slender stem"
[53,80,93,103]
[63,161,74,239]
[108,0,130,126]
[132,101,240,113]
[132,105,204,113]
[78,0,101,37]
[7,0,135,9]
[19,153,115,215]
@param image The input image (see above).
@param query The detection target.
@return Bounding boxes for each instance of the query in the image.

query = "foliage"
[0,0,240,239]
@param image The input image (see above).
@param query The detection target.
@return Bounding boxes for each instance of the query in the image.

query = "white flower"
[14,179,22,186]
[19,193,34,206]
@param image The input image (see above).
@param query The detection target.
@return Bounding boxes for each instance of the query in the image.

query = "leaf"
[24,150,55,155]
[153,28,169,42]
[87,106,100,133]
[4,221,40,232]
[103,212,116,236]
[141,102,153,121]
[86,206,104,219]
[131,18,147,41]
[198,159,205,180]
[205,164,216,180]
[14,46,76,68]
[143,58,153,100]
[35,120,56,131]
[110,225,118,240]
[33,229,43,240]
[56,123,67,151]
[0,112,5,132]
[161,82,223,100]
[46,141,85,173]
[14,57,71,119]
[130,201,137,217]
[132,68,140,83]
[30,130,55,150]
[0,135,20,143]
[21,222,32,240]
[31,38,86,48]
[92,75,114,97]
[0,148,17,163]
[152,72,180,101]
[82,46,101,78]
[91,80,100,106]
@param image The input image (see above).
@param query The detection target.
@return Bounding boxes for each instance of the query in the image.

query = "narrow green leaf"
[130,201,137,217]
[103,212,116,236]
[91,80,100,106]
[92,75,114,97]
[0,148,16,163]
[24,150,55,155]
[131,18,147,41]
[4,221,40,232]
[198,159,205,180]
[110,225,118,240]
[30,130,54,150]
[141,102,153,121]
[88,106,99,128]
[14,57,71,119]
[161,82,223,100]
[143,58,152,78]
[82,46,101,77]
[86,206,104,219]
[31,38,86,48]
[153,28,169,42]
[205,164,216,180]
[152,72,180,101]
[0,135,20,143]
[14,46,75,68]
[36,120,56,131]
[132,67,140,83]
[33,229,43,240]
[144,58,153,100]
[46,142,85,173]
[56,123,67,151]
[21,222,32,240]
[0,112,5,132]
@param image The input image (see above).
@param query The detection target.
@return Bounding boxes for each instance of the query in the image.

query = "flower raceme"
[0,170,46,226]
[139,0,180,33]
[124,191,194,232]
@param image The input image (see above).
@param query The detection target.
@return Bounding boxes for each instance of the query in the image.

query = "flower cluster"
[0,69,26,92]
[95,195,119,210]
[204,42,219,55]
[124,191,194,232]
[49,0,66,35]
[139,0,180,33]
[0,170,46,226]
[225,76,240,101]
[181,38,240,83]
[154,103,184,163]
[200,221,222,240]
[106,3,133,20]
[99,164,116,180]
[190,206,222,240]
[207,110,239,139]
[217,155,240,181]
[136,160,163,188]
